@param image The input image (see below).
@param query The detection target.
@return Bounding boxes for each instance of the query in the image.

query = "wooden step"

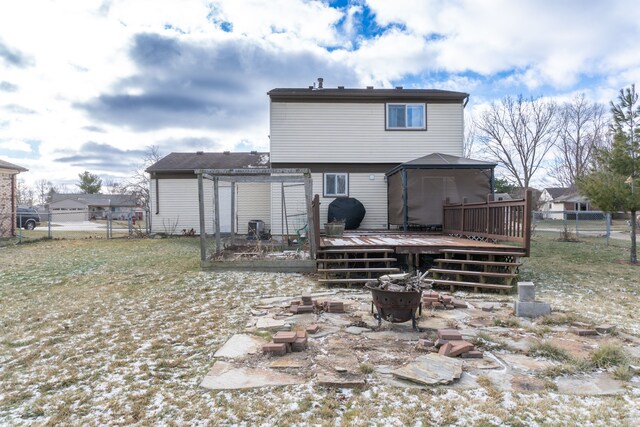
[318,267,400,273]
[433,259,521,267]
[317,278,374,284]
[429,279,512,290]
[318,248,394,254]
[317,257,397,263]
[428,268,517,278]
[442,249,525,257]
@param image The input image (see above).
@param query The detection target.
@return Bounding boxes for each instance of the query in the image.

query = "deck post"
[304,173,317,260]
[312,194,321,253]
[524,188,533,256]
[197,173,206,262]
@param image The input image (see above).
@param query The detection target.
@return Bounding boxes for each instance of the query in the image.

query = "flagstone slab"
[201,361,304,390]
[214,334,267,359]
[392,354,463,385]
[555,373,625,395]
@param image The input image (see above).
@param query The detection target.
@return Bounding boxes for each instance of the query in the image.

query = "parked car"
[16,207,41,230]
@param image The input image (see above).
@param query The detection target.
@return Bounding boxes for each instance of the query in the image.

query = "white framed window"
[386,103,426,129]
[324,173,348,197]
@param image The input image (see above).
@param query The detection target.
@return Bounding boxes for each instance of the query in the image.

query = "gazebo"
[386,153,497,230]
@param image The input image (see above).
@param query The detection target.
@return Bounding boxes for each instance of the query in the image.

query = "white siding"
[150,179,231,234]
[270,172,388,235]
[150,179,272,235]
[236,182,271,234]
[270,102,464,163]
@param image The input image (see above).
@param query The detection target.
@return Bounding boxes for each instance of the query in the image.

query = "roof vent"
[396,86,403,90]
[223,150,230,155]
[308,85,313,89]
[366,86,374,90]
[317,77,323,89]
[196,151,203,155]
[338,86,345,89]
[250,150,257,154]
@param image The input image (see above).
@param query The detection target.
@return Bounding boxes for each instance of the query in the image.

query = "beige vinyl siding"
[150,178,232,234]
[270,172,387,235]
[150,179,272,235]
[236,182,271,234]
[270,102,463,163]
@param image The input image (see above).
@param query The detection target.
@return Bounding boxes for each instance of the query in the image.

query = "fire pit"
[365,273,425,330]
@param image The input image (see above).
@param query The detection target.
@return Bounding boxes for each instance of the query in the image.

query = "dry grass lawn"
[1,235,639,426]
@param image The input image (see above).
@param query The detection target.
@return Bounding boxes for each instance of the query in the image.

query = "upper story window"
[386,103,426,130]
[324,173,348,197]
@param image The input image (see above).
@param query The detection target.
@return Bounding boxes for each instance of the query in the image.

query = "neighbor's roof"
[386,153,497,176]
[146,152,270,173]
[268,87,469,104]
[51,193,137,207]
[544,187,573,200]
[555,192,588,203]
[0,158,28,172]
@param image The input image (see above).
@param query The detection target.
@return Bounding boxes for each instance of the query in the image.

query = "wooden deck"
[320,231,522,254]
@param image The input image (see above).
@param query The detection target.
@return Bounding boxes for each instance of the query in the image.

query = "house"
[268,82,471,233]
[540,187,592,219]
[50,193,139,222]
[146,151,270,234]
[0,159,28,237]
[148,82,489,235]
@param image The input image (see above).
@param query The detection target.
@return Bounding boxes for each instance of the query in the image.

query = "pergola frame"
[194,168,316,262]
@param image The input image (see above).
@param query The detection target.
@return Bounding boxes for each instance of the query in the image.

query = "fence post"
[18,213,23,243]
[107,210,111,239]
[128,209,133,236]
[575,210,579,238]
[606,212,611,245]
[48,209,52,239]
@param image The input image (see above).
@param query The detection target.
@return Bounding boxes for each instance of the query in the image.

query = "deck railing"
[442,189,532,255]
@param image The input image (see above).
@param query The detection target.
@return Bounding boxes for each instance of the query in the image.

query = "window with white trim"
[386,103,426,129]
[324,173,348,197]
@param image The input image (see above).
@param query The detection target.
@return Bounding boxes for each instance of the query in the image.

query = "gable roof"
[386,153,496,176]
[544,187,573,200]
[0,159,28,172]
[146,152,270,173]
[268,87,469,104]
[51,193,137,207]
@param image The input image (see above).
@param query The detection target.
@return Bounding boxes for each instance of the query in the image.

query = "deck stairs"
[316,247,399,286]
[428,249,524,293]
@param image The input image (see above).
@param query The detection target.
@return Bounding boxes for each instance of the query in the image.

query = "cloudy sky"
[1,0,640,190]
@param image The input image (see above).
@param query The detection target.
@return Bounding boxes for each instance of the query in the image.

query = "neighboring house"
[268,83,469,233]
[540,187,592,219]
[50,193,138,222]
[0,159,28,237]
[146,151,270,234]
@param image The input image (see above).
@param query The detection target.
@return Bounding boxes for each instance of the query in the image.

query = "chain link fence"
[1,208,150,245]
[533,210,637,242]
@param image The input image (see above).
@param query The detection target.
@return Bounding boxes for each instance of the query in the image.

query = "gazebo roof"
[386,153,497,176]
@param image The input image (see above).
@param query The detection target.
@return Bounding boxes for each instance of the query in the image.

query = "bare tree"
[463,113,476,158]
[124,145,162,209]
[477,95,558,189]
[16,179,34,206]
[550,94,608,187]
[103,177,123,195]
[35,179,53,206]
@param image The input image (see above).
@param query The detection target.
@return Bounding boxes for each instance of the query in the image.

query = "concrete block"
[517,281,536,303]
[514,300,551,318]
[438,329,463,340]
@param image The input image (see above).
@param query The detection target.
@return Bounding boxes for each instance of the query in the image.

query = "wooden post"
[461,197,467,233]
[523,188,533,256]
[230,181,236,246]
[197,173,206,262]
[304,173,316,260]
[213,177,221,253]
[312,194,321,252]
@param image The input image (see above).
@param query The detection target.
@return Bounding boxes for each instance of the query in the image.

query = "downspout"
[11,173,16,236]
[463,94,470,108]
[155,175,160,214]
[490,168,495,196]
